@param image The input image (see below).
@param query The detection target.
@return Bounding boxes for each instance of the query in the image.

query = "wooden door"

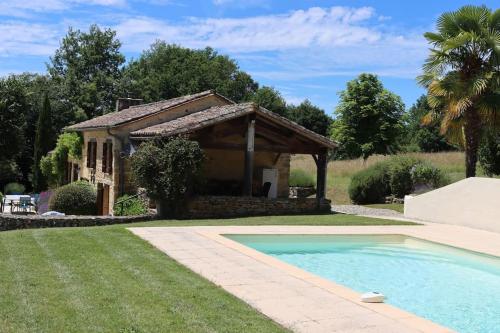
[102,185,110,215]
[97,183,103,215]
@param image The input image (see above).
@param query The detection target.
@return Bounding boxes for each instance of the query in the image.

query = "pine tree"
[32,94,54,192]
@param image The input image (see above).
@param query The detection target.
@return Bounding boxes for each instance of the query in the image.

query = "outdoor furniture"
[1,195,17,214]
[13,196,34,214]
[2,195,35,214]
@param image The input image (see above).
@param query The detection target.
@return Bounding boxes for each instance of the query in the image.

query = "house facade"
[66,90,336,216]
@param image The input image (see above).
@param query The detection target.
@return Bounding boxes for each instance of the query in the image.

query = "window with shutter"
[102,142,108,172]
[91,141,97,169]
[87,141,92,167]
[107,142,113,174]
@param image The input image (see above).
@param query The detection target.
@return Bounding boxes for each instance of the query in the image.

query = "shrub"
[348,156,449,203]
[387,156,419,198]
[4,182,25,195]
[412,163,449,188]
[131,137,204,218]
[479,130,500,176]
[348,163,390,204]
[114,194,148,216]
[289,169,315,187]
[49,180,97,215]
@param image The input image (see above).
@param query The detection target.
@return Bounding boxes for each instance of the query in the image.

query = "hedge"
[348,156,449,204]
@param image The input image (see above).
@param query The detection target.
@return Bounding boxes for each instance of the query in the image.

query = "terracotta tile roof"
[66,90,221,130]
[131,102,337,149]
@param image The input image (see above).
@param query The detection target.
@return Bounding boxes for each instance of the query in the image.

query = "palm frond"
[424,32,446,44]
[437,11,460,37]
[427,94,443,109]
[455,5,491,34]
[442,31,475,51]
[440,113,465,146]
[417,73,436,88]
[490,9,500,31]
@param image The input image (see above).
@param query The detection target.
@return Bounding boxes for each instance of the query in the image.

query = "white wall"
[405,177,500,233]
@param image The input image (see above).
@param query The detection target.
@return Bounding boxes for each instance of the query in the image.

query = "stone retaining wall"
[184,196,331,219]
[0,213,153,232]
[1,196,331,231]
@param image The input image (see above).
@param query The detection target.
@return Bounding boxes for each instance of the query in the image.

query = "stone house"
[66,90,337,216]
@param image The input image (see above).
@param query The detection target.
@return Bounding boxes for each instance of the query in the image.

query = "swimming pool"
[226,234,500,333]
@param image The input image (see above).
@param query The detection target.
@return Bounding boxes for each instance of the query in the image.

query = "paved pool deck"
[129,222,500,333]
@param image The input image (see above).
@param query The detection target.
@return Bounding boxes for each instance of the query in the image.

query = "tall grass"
[291,152,470,204]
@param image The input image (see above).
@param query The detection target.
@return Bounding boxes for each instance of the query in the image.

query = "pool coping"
[129,223,500,333]
[199,229,454,333]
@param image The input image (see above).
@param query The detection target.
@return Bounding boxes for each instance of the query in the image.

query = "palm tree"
[419,5,500,177]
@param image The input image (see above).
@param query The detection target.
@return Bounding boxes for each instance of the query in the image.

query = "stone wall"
[184,196,331,219]
[0,213,153,232]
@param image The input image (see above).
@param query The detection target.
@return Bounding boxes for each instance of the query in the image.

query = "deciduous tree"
[287,100,332,136]
[403,95,455,152]
[48,25,125,120]
[120,42,258,103]
[251,86,287,116]
[331,74,404,160]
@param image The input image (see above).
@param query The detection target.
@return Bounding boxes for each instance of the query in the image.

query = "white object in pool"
[361,291,385,303]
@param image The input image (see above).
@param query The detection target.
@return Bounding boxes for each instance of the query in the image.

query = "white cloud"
[0,0,126,17]
[0,5,428,80]
[115,7,382,52]
[113,6,427,79]
[0,21,60,56]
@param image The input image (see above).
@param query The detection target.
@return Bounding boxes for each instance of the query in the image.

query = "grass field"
[291,151,471,205]
[0,215,415,333]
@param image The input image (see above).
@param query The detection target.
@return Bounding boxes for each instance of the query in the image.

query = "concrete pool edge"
[129,224,500,333]
[200,231,451,333]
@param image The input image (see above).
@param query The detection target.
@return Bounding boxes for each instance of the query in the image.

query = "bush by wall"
[348,156,448,204]
[4,182,25,195]
[387,156,419,198]
[412,163,449,188]
[114,194,148,216]
[348,163,390,204]
[49,181,97,215]
[289,169,315,187]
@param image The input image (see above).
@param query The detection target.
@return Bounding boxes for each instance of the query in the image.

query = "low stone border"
[0,213,154,232]
[184,196,331,218]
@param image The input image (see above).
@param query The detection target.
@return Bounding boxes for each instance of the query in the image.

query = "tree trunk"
[464,107,481,178]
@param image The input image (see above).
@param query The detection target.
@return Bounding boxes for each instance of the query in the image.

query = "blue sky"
[0,0,498,114]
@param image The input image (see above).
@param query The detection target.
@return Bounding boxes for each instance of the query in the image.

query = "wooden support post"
[315,150,328,209]
[243,116,256,196]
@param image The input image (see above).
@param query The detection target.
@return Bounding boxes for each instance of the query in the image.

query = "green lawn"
[0,214,415,333]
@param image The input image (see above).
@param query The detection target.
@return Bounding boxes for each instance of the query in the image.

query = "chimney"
[116,98,143,112]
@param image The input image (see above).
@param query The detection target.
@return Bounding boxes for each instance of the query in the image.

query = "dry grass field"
[291,152,469,204]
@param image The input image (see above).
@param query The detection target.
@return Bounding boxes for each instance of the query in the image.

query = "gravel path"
[331,204,403,218]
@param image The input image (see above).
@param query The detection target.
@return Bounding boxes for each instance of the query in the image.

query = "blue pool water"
[226,234,500,333]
